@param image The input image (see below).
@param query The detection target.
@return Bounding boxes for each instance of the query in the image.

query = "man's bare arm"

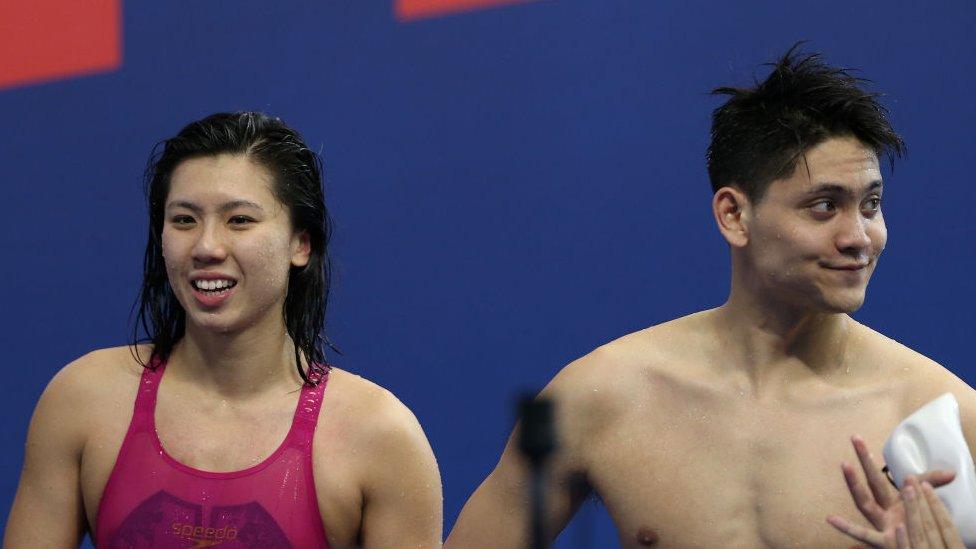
[447,352,622,548]
[445,425,591,548]
[5,362,90,548]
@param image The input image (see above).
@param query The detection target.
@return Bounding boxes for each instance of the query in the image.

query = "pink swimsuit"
[95,360,329,548]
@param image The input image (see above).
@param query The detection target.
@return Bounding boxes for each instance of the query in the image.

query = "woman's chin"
[186,312,240,335]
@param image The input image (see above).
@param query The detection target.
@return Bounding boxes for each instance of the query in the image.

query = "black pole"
[518,395,556,549]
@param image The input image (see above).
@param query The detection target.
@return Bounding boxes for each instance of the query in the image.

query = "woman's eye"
[171,215,195,225]
[229,215,254,225]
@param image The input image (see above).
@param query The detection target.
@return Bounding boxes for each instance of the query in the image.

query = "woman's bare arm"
[5,362,90,548]
[357,391,443,548]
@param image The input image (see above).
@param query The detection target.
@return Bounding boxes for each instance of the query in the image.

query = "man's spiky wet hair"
[706,43,906,201]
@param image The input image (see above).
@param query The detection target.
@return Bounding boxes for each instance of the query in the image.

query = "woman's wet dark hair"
[131,111,333,384]
[707,43,906,202]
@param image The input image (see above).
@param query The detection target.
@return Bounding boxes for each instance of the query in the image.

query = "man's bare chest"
[584,391,903,547]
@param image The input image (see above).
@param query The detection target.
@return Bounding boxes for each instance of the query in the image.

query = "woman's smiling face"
[162,154,310,334]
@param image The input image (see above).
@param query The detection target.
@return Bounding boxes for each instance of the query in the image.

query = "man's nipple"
[636,527,659,546]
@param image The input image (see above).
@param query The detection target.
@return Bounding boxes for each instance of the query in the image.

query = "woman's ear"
[712,186,751,248]
[291,230,311,268]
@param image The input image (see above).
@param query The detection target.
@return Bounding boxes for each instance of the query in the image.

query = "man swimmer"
[446,47,975,548]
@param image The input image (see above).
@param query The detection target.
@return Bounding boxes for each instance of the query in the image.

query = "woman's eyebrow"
[165,199,265,212]
[218,199,264,212]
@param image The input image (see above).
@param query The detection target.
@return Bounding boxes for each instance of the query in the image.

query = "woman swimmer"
[5,112,442,548]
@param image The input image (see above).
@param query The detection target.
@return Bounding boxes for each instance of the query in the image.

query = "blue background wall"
[2,1,974,545]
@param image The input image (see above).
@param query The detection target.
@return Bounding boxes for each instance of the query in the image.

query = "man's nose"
[835,211,872,254]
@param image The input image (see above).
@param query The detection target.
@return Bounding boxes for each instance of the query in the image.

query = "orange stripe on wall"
[0,0,122,90]
[395,0,537,21]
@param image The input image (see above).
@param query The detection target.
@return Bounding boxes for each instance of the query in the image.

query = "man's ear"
[291,230,311,268]
[712,186,751,248]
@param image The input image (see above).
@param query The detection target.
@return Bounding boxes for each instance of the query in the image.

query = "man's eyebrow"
[165,200,265,212]
[805,180,883,196]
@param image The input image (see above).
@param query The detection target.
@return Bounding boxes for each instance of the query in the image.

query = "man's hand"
[826,435,960,548]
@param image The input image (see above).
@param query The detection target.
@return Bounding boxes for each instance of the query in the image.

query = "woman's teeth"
[193,279,236,292]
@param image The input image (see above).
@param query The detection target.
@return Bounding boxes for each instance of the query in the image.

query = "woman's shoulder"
[41,346,147,421]
[28,346,146,454]
[320,367,421,432]
[309,368,441,540]
[315,367,432,465]
[53,345,148,395]
[312,367,438,497]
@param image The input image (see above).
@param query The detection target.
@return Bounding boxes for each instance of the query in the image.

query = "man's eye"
[863,197,882,212]
[171,215,195,225]
[811,200,835,213]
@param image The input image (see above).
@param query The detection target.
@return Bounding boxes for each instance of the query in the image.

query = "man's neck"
[712,287,855,391]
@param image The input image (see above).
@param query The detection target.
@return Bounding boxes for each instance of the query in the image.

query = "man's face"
[744,136,886,313]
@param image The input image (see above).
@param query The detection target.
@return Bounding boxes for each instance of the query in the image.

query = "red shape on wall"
[0,0,122,91]
[395,0,537,21]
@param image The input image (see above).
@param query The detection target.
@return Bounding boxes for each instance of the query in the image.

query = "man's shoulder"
[852,322,960,381]
[542,311,711,418]
[851,321,975,408]
[554,310,713,381]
